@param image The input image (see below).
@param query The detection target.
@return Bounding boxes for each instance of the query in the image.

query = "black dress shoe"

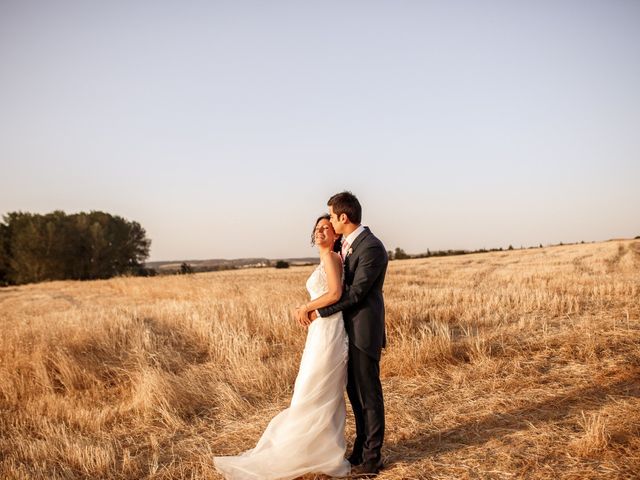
[351,461,382,476]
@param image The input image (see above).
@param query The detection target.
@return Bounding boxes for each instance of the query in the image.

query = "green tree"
[0,210,151,285]
[0,222,8,285]
[5,212,49,284]
[394,247,410,260]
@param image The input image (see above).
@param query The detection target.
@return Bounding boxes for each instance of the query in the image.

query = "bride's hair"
[311,214,342,253]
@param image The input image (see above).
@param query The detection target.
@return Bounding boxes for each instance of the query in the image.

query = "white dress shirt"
[342,224,366,253]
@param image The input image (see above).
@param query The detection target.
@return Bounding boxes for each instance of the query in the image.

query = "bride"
[213,214,351,479]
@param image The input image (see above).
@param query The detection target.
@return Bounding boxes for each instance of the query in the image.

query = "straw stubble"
[0,240,638,479]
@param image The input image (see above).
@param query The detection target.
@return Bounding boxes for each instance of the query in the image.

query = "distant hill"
[145,257,319,272]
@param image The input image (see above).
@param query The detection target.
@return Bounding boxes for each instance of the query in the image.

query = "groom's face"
[328,206,345,235]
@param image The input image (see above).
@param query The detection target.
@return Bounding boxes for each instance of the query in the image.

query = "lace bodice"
[306,263,329,300]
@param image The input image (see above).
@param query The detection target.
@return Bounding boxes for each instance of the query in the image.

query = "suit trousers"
[346,343,385,466]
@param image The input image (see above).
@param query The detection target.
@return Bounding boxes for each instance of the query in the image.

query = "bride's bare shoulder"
[321,251,342,270]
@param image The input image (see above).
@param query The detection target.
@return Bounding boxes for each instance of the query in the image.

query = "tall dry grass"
[1,240,639,479]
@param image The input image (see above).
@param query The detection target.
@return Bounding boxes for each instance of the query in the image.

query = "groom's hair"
[327,191,362,224]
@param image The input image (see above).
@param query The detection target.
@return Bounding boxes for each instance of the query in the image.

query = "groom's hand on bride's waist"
[292,307,318,327]
[294,307,312,327]
[293,307,305,326]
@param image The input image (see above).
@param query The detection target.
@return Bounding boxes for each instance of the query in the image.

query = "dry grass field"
[1,239,639,479]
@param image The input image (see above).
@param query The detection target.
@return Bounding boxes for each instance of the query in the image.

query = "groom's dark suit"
[318,227,388,469]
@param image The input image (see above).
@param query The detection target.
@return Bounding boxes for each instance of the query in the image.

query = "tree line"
[388,245,544,260]
[0,211,151,285]
[388,239,611,261]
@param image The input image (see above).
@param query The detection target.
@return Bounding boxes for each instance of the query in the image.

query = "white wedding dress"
[214,262,351,479]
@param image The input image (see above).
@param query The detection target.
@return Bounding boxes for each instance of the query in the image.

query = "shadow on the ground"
[385,369,640,465]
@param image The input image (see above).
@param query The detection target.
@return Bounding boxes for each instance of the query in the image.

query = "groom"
[308,191,388,475]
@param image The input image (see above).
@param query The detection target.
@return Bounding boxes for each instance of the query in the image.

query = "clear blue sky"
[1,1,638,261]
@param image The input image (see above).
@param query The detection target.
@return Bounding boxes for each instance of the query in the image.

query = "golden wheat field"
[1,240,639,479]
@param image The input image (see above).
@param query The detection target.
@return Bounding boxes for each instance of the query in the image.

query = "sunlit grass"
[1,240,639,479]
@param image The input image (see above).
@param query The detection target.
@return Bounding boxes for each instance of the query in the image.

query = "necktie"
[341,240,350,261]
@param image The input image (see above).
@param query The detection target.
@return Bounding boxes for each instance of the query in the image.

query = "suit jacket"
[318,227,388,360]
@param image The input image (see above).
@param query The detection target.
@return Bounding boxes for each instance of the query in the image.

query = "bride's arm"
[301,251,343,313]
